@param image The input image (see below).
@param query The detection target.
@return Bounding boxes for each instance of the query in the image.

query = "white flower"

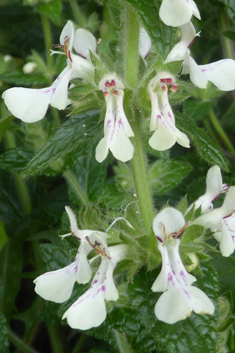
[95,74,134,163]
[182,55,235,91]
[34,206,109,303]
[194,186,235,257]
[165,22,235,91]
[193,165,225,214]
[62,244,128,330]
[2,21,95,123]
[159,0,200,27]
[152,207,214,324]
[148,72,190,151]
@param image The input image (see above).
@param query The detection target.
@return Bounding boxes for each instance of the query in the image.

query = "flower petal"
[50,66,72,109]
[63,287,106,330]
[164,22,196,64]
[176,129,190,148]
[199,59,235,91]
[190,286,215,315]
[110,127,134,162]
[73,29,97,60]
[34,262,77,303]
[159,0,200,27]
[139,26,152,60]
[76,243,92,284]
[2,86,51,122]
[185,55,208,89]
[95,136,109,163]
[152,207,185,242]
[60,20,75,52]
[220,216,235,257]
[155,287,192,324]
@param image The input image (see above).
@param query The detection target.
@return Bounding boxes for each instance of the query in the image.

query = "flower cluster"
[151,207,214,324]
[34,206,128,330]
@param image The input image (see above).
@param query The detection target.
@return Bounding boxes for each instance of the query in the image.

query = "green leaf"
[37,0,62,26]
[39,243,71,271]
[183,100,216,122]
[220,0,235,25]
[0,148,33,172]
[175,111,229,172]
[0,69,48,86]
[181,224,205,244]
[24,110,101,176]
[123,0,176,58]
[0,311,9,353]
[0,222,8,252]
[148,159,192,195]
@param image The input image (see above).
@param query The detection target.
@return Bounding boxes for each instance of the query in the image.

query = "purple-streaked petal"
[164,22,196,64]
[34,262,77,303]
[199,59,235,91]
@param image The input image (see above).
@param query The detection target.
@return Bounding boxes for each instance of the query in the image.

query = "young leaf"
[148,159,192,195]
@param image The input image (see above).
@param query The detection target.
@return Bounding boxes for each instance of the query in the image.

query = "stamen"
[86,236,111,259]
[169,222,189,239]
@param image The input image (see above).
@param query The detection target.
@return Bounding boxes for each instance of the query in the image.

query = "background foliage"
[0,0,235,352]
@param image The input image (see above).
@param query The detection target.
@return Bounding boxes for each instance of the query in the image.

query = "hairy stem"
[124,4,154,230]
[131,115,154,231]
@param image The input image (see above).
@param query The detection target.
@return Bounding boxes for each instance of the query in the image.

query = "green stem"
[63,170,90,206]
[9,331,39,353]
[71,333,87,353]
[41,14,53,80]
[113,330,133,353]
[203,117,218,143]
[5,131,32,215]
[124,3,153,230]
[52,107,61,128]
[47,324,64,353]
[131,116,154,231]
[219,11,235,60]
[125,4,139,88]
[208,109,235,153]
[68,0,87,27]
